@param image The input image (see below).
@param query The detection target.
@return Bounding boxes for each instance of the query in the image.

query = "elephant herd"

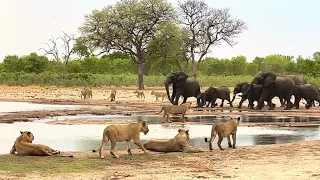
[165,71,320,110]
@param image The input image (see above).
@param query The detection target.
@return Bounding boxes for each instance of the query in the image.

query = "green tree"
[79,0,175,89]
[3,55,25,72]
[23,53,49,74]
[146,23,189,75]
[229,55,247,75]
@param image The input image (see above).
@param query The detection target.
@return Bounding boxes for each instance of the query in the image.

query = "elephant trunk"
[231,94,237,103]
[242,79,256,97]
[165,81,172,104]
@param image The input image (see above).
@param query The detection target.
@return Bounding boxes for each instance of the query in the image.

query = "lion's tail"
[155,107,164,114]
[204,123,217,143]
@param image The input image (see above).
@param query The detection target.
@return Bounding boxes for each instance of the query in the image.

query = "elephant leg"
[211,97,217,108]
[173,92,182,105]
[220,99,225,107]
[284,96,292,110]
[279,97,285,107]
[182,97,187,104]
[256,90,271,110]
[227,97,233,107]
[238,97,246,109]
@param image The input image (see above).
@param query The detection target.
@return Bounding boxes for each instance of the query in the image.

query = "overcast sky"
[1,0,319,62]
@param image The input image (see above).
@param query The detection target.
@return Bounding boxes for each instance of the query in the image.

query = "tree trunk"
[192,60,198,77]
[137,61,144,90]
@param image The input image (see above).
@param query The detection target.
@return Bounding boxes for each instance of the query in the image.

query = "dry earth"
[0,85,320,179]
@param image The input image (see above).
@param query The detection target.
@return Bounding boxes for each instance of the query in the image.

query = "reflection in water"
[0,119,319,154]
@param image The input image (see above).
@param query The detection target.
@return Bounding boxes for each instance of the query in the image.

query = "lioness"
[205,117,241,150]
[134,90,145,99]
[151,90,167,101]
[143,129,204,153]
[98,121,149,159]
[157,102,192,123]
[10,131,61,156]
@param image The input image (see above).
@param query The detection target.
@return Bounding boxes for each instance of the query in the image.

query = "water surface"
[1,115,319,154]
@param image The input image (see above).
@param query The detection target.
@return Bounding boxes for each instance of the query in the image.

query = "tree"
[23,53,49,74]
[178,0,247,75]
[39,32,78,78]
[79,0,175,89]
[146,23,189,75]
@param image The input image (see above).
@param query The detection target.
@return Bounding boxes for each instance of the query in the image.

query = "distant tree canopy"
[2,52,320,78]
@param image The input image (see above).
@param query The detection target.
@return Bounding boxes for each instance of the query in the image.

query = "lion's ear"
[178,129,182,132]
[237,117,241,121]
[20,131,23,134]
[142,121,147,126]
[186,130,189,135]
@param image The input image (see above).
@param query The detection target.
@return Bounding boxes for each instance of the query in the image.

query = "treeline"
[1,52,320,87]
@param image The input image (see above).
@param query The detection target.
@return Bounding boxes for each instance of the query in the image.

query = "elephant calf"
[294,84,320,109]
[204,86,233,108]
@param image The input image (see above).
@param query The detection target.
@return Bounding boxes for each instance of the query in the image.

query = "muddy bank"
[0,140,319,180]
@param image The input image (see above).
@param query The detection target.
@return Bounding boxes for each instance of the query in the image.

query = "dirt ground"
[0,85,320,179]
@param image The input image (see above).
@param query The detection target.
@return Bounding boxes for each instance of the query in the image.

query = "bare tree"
[39,31,77,78]
[178,0,247,75]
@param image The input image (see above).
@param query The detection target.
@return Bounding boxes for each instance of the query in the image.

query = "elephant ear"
[263,73,277,87]
[174,71,188,87]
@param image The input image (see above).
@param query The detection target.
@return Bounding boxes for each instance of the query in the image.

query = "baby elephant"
[205,86,233,108]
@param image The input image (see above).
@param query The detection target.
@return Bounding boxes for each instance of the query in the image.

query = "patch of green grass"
[0,154,180,175]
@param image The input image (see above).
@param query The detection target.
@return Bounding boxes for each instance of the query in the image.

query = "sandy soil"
[0,85,320,179]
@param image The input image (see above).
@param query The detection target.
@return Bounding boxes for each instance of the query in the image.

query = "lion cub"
[157,102,192,123]
[98,121,149,159]
[151,90,167,101]
[205,117,241,150]
[107,90,117,101]
[134,90,145,99]
[80,88,92,99]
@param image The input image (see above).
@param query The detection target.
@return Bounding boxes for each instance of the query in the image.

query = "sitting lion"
[98,121,149,159]
[10,131,61,156]
[143,129,204,153]
[205,117,241,150]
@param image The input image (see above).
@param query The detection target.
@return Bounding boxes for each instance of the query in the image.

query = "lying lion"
[10,131,63,156]
[157,102,192,123]
[98,121,149,159]
[143,129,204,153]
[205,117,241,150]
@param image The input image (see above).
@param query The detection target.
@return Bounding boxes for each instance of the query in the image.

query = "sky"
[1,0,320,62]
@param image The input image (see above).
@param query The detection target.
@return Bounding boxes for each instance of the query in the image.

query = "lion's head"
[19,131,34,143]
[139,121,149,135]
[229,117,241,126]
[178,129,189,140]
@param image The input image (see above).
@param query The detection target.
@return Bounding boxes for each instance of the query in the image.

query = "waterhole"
[0,114,319,154]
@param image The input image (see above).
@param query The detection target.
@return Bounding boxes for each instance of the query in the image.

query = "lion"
[80,88,92,99]
[143,129,204,153]
[134,90,145,99]
[205,117,241,150]
[10,131,63,156]
[98,121,149,159]
[151,90,167,101]
[156,102,192,123]
[107,90,117,101]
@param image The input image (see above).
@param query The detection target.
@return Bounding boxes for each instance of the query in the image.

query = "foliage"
[79,0,176,89]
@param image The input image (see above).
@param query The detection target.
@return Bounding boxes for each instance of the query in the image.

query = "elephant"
[231,82,263,109]
[242,72,296,110]
[277,74,307,107]
[231,82,276,109]
[196,93,207,107]
[294,84,320,109]
[165,71,201,105]
[204,86,232,108]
